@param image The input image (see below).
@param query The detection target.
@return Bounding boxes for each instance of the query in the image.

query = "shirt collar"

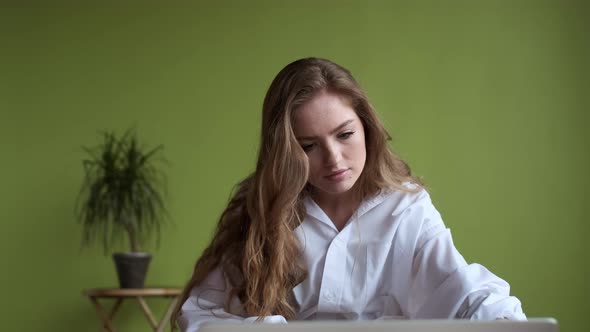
[302,190,390,228]
[355,190,390,218]
[302,195,333,227]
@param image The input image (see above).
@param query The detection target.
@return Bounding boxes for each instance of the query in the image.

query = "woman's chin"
[314,180,358,196]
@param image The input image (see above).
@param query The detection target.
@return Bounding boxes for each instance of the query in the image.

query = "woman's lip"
[325,169,350,180]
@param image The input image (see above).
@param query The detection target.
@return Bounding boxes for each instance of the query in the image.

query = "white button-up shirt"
[179,187,526,331]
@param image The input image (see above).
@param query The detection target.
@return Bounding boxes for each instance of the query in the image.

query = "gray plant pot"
[112,252,152,288]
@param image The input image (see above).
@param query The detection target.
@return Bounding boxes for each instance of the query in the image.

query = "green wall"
[1,1,587,331]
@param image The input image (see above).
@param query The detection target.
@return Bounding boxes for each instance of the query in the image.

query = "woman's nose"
[322,141,342,166]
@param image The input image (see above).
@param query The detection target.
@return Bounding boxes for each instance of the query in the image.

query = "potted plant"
[76,129,168,288]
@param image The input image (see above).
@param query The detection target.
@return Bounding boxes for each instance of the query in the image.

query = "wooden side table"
[83,287,182,332]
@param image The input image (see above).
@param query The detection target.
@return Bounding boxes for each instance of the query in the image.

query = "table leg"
[137,296,159,330]
[89,297,117,332]
[110,298,123,321]
[156,296,180,332]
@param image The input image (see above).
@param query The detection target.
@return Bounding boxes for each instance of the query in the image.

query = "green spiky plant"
[76,129,168,254]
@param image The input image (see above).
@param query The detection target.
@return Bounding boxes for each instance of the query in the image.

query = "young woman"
[172,57,525,331]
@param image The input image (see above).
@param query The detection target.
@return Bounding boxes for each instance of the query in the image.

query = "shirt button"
[324,292,335,302]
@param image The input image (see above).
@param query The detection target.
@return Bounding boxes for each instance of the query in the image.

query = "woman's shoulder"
[358,182,437,245]
[377,181,431,216]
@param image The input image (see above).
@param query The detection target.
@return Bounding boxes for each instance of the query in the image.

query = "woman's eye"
[301,143,315,152]
[338,131,355,139]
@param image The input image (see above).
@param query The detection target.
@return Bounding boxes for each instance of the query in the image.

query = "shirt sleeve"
[402,190,526,320]
[178,267,287,332]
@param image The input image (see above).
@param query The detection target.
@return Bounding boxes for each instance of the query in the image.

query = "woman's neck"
[312,189,360,231]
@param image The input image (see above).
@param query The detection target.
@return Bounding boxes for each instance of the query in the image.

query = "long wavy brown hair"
[171,57,423,329]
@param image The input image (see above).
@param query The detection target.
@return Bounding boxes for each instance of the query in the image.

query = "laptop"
[199,318,558,332]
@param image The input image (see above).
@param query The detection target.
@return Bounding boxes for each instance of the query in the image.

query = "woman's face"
[293,91,366,199]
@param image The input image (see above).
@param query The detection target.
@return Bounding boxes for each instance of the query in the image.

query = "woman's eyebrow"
[296,119,354,140]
